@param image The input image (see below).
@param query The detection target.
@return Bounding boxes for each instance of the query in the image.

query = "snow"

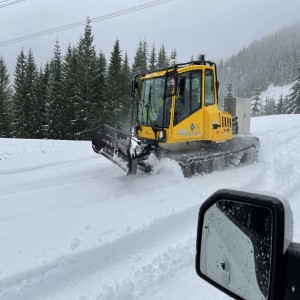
[1,114,300,299]
[260,82,293,103]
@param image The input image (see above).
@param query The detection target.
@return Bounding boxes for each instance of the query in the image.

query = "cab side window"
[191,72,202,112]
[174,71,202,126]
[174,73,190,125]
[205,69,215,106]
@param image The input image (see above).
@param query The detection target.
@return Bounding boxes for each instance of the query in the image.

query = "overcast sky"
[1,0,300,76]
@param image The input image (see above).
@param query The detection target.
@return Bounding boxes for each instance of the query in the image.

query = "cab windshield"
[138,77,170,127]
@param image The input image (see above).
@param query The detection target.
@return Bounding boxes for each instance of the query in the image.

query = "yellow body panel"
[137,126,157,140]
[171,109,204,142]
[136,64,232,144]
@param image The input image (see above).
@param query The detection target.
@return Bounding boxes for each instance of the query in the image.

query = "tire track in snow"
[0,204,200,300]
[0,155,267,299]
[0,158,123,200]
[97,230,196,300]
[32,163,272,299]
[0,156,96,176]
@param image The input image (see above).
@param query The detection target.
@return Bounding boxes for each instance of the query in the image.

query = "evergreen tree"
[45,40,65,139]
[24,49,40,138]
[251,84,262,117]
[93,51,107,128]
[104,39,124,126]
[75,17,98,138]
[170,48,177,60]
[263,97,277,116]
[39,62,50,137]
[0,56,12,137]
[34,67,44,138]
[132,39,148,75]
[277,94,286,114]
[287,67,300,114]
[157,44,169,69]
[12,49,27,137]
[148,43,157,72]
[120,52,132,129]
[225,82,234,98]
[223,82,234,110]
[283,95,290,114]
[62,44,79,139]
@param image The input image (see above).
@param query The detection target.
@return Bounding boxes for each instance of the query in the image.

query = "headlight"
[157,130,166,142]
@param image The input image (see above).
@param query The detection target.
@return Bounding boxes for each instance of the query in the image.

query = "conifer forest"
[0,19,300,139]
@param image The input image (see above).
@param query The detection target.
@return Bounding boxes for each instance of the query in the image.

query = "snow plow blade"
[91,124,139,174]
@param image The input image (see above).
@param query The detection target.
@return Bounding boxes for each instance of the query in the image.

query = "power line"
[0,0,172,47]
[0,0,26,9]
[0,0,25,8]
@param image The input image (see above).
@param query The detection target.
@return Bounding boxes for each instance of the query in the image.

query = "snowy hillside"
[260,82,293,103]
[219,22,300,99]
[1,114,300,300]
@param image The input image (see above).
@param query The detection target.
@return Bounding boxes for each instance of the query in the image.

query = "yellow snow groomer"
[91,56,259,177]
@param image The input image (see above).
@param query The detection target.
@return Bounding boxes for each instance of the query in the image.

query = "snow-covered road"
[1,115,300,300]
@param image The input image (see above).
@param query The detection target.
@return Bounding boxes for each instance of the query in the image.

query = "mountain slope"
[218,22,300,100]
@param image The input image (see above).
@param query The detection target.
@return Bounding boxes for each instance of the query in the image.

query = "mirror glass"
[200,200,273,300]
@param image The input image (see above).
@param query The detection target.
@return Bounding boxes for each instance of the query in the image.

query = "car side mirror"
[196,189,297,300]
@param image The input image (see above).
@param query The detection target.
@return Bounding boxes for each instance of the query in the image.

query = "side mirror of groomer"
[195,189,300,300]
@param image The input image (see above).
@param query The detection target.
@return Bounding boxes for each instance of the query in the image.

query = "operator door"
[171,71,203,142]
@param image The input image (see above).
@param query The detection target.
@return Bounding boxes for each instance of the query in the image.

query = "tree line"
[1,18,300,139]
[251,69,300,117]
[225,65,300,118]
[0,18,176,139]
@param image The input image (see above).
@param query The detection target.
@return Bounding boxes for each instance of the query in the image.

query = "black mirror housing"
[179,77,186,96]
[165,71,178,98]
[216,80,220,92]
[196,189,292,300]
[131,79,139,97]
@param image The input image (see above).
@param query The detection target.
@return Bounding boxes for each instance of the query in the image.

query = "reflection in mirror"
[166,77,173,97]
[200,200,273,300]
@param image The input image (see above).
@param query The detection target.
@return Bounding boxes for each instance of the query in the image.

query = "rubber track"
[176,145,258,177]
